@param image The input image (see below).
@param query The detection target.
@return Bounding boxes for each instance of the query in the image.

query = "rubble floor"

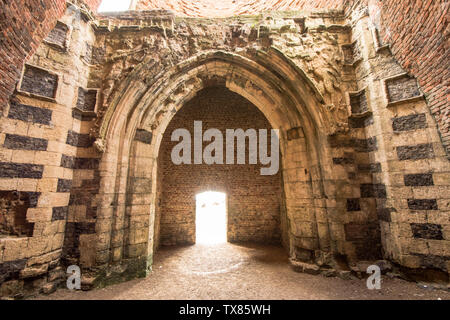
[33,243,450,300]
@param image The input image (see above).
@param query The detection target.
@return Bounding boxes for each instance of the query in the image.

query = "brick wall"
[83,0,102,11]
[0,0,100,114]
[158,87,282,246]
[0,2,99,297]
[353,0,449,157]
[0,0,448,296]
[135,0,344,17]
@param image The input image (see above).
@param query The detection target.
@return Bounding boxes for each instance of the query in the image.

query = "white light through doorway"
[196,191,227,245]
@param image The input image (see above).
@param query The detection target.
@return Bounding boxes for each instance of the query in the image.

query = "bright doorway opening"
[196,191,227,245]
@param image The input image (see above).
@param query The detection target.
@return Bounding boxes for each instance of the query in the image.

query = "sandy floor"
[34,243,449,300]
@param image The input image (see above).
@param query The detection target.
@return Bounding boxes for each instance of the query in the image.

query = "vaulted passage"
[1,0,449,300]
[155,87,284,249]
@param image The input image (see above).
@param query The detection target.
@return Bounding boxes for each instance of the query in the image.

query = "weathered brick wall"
[82,0,102,11]
[135,0,344,17]
[158,87,282,246]
[0,0,66,114]
[20,65,59,99]
[381,0,449,157]
[0,191,35,237]
[0,0,100,114]
[0,3,98,297]
[0,1,449,297]
[349,7,450,279]
[73,8,448,282]
[347,0,449,157]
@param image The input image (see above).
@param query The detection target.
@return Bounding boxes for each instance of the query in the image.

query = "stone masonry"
[0,0,448,298]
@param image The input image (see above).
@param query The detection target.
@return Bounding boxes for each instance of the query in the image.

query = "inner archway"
[154,86,284,249]
[95,50,332,285]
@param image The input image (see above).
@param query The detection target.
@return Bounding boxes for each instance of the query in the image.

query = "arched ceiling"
[133,0,344,17]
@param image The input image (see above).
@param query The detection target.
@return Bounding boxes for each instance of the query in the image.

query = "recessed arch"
[155,86,284,248]
[92,48,338,280]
